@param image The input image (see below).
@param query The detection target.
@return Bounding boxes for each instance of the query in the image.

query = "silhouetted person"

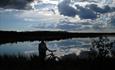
[38,41,56,60]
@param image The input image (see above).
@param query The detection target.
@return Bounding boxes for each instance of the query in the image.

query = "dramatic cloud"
[111,16,115,26]
[58,0,96,19]
[75,5,97,19]
[0,0,35,9]
[0,0,115,20]
[58,0,115,19]
[86,4,115,14]
[58,0,77,17]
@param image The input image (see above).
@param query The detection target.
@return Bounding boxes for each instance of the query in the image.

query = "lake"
[0,38,91,56]
[0,37,115,56]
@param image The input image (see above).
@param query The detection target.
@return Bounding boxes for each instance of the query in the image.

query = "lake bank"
[0,31,115,44]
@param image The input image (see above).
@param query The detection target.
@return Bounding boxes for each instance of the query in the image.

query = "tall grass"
[0,53,115,70]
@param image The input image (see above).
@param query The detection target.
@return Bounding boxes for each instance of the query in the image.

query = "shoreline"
[0,31,115,44]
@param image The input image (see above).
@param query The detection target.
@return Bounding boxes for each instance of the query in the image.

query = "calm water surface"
[0,38,91,56]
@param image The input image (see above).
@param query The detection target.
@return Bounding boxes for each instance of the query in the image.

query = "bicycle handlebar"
[50,50,56,52]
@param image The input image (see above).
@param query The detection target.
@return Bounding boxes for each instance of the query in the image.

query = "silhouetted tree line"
[0,31,115,44]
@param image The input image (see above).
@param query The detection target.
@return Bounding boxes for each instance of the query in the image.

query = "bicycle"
[45,51,61,62]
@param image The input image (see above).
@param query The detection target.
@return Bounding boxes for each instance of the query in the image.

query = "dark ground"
[0,53,115,70]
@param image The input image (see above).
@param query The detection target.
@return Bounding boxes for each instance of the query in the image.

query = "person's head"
[99,36,103,40]
[41,40,45,43]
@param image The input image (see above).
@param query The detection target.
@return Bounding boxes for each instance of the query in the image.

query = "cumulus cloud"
[0,0,35,9]
[58,0,115,19]
[58,0,96,19]
[111,15,115,26]
[75,5,97,19]
[58,0,77,17]
[86,4,115,14]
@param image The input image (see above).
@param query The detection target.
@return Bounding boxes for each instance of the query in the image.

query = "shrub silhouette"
[91,36,114,57]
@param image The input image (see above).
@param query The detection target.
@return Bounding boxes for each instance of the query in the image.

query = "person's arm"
[44,43,56,52]
[47,48,56,52]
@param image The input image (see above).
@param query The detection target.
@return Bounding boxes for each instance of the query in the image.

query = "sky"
[0,0,115,32]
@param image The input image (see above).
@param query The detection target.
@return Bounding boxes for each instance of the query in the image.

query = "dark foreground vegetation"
[0,53,115,70]
[0,31,115,44]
